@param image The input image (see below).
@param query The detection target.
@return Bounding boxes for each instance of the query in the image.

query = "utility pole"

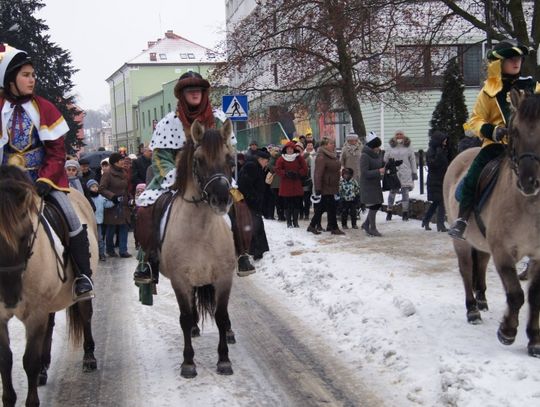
[485,0,493,50]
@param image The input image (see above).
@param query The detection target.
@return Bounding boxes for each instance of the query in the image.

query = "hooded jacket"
[386,136,417,190]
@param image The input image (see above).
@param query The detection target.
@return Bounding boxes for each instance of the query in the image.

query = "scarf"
[176,89,215,129]
[282,153,299,162]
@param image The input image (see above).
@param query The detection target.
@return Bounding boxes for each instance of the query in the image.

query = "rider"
[133,71,242,282]
[0,44,94,301]
[448,39,540,240]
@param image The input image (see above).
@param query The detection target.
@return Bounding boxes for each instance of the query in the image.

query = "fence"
[236,122,290,151]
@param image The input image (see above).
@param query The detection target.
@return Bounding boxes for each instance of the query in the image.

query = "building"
[106,30,221,152]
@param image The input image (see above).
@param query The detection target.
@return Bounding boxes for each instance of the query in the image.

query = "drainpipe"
[111,78,119,149]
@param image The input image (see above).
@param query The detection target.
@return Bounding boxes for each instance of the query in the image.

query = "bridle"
[508,118,540,181]
[0,198,42,274]
[181,148,232,205]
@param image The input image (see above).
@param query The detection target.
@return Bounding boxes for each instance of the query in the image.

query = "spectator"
[301,140,316,220]
[268,146,285,221]
[64,159,84,194]
[87,179,114,261]
[98,152,132,258]
[237,149,271,261]
[339,168,360,229]
[79,157,96,193]
[422,130,450,232]
[360,131,385,237]
[245,140,259,158]
[307,137,343,235]
[275,141,308,228]
[132,146,152,189]
[385,130,417,221]
[341,131,362,184]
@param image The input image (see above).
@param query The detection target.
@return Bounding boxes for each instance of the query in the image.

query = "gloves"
[35,181,52,197]
[285,171,298,179]
[412,173,418,181]
[112,195,123,205]
[315,190,322,196]
[494,126,508,142]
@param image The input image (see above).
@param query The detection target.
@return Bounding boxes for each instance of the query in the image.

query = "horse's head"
[508,90,540,196]
[189,119,234,215]
[0,166,38,308]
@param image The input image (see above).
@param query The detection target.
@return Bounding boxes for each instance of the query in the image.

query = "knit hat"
[487,40,529,61]
[79,157,90,165]
[366,131,381,148]
[109,152,123,166]
[136,183,146,192]
[346,131,359,141]
[86,179,99,189]
[254,148,271,160]
[64,159,80,171]
[128,153,137,160]
[100,158,109,166]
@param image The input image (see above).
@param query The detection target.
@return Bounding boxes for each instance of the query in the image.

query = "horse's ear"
[221,119,233,143]
[510,88,527,112]
[191,120,205,143]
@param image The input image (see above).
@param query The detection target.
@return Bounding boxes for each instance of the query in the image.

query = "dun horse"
[161,119,236,378]
[0,166,98,406]
[443,90,540,357]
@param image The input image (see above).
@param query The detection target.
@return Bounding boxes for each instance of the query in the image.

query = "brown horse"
[161,119,237,378]
[0,166,98,406]
[443,90,540,357]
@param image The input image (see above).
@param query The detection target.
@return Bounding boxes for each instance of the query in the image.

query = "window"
[147,110,151,125]
[396,43,482,90]
[149,53,157,61]
[180,53,188,59]
[187,53,195,59]
[159,53,167,60]
[207,52,216,59]
[142,111,145,128]
[153,108,157,120]
[160,105,164,118]
[168,103,171,112]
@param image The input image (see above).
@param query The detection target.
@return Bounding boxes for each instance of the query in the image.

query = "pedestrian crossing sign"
[222,95,249,121]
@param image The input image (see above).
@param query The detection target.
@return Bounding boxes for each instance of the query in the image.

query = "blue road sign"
[222,95,249,121]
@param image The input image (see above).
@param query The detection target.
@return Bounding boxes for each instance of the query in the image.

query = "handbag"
[265,172,275,185]
[382,172,401,192]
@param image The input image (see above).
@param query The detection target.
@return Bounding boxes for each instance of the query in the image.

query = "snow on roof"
[128,30,221,65]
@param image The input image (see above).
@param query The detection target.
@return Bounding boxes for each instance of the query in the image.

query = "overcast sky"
[37,0,227,110]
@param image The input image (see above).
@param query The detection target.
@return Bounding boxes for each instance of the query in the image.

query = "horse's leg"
[191,289,200,338]
[38,313,55,386]
[173,287,196,378]
[78,301,97,372]
[215,283,233,375]
[472,249,490,311]
[454,241,481,324]
[0,320,17,407]
[491,252,524,345]
[526,260,540,356]
[23,315,48,407]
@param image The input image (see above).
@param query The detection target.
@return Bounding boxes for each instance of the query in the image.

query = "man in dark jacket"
[131,146,152,188]
[238,149,271,264]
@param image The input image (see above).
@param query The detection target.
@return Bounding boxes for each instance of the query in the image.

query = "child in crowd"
[133,183,146,249]
[65,159,84,194]
[87,179,114,261]
[339,167,360,229]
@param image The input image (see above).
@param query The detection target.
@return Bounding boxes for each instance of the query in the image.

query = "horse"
[161,119,237,378]
[443,89,540,357]
[0,165,98,406]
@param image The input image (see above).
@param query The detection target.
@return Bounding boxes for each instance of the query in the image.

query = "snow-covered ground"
[252,214,540,407]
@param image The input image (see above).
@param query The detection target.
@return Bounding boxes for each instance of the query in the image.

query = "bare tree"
[215,0,453,138]
[440,0,540,77]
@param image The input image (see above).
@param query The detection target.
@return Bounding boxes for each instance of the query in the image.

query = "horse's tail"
[195,285,216,325]
[67,303,84,346]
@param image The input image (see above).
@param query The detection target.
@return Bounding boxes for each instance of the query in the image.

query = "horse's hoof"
[38,368,48,386]
[467,310,482,324]
[528,343,540,357]
[191,326,201,337]
[83,354,97,372]
[226,329,236,344]
[497,328,516,345]
[217,361,233,375]
[477,301,489,311]
[181,363,197,378]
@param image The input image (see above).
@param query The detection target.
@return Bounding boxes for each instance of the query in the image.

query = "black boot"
[368,209,382,237]
[448,218,468,240]
[285,209,292,228]
[293,209,300,228]
[402,211,409,221]
[386,208,392,221]
[237,254,256,277]
[361,218,370,233]
[69,226,95,302]
[421,219,432,230]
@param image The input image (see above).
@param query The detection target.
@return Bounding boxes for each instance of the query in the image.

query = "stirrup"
[72,275,95,303]
[134,262,153,284]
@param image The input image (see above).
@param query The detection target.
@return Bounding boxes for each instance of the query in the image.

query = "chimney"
[147,41,156,48]
[149,52,157,61]
[165,30,175,39]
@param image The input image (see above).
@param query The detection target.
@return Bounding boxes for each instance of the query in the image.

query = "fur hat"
[109,152,123,166]
[487,40,529,61]
[346,131,359,141]
[174,71,210,99]
[366,131,381,148]
[136,183,146,192]
[64,159,80,171]
[254,148,270,160]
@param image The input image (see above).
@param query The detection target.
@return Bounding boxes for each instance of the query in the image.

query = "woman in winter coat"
[275,141,308,227]
[385,130,417,221]
[360,132,385,237]
[422,130,450,232]
[340,132,362,183]
[307,137,344,235]
[98,152,132,258]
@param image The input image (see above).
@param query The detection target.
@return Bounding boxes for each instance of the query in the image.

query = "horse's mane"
[517,94,540,122]
[173,129,227,193]
[0,167,37,253]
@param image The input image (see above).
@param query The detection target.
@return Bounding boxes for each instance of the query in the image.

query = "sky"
[37,0,227,111]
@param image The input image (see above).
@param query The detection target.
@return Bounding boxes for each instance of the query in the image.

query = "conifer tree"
[0,0,80,153]
[429,57,468,159]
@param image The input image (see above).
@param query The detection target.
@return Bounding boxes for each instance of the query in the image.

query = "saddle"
[41,200,70,266]
[135,192,175,253]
